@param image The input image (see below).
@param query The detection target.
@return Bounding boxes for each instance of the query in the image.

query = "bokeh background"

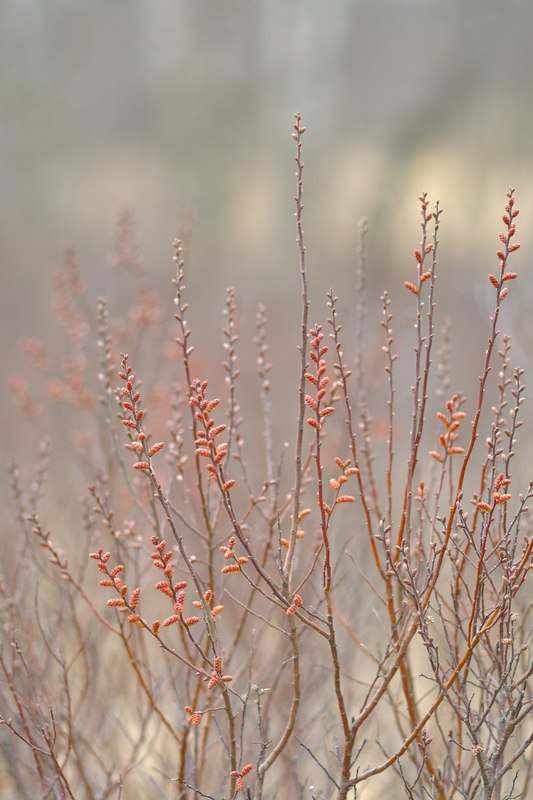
[3,2,533,339]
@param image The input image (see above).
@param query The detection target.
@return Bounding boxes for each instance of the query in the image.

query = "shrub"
[3,115,532,800]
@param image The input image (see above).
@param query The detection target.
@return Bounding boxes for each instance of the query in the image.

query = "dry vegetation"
[2,116,533,800]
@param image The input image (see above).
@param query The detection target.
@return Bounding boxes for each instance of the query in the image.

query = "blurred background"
[3,0,533,453]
